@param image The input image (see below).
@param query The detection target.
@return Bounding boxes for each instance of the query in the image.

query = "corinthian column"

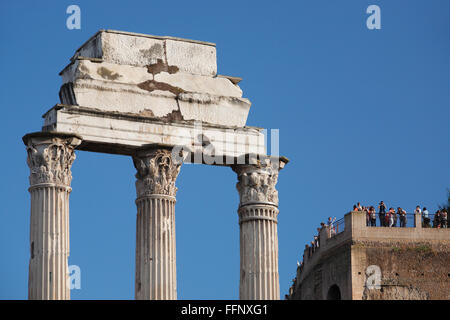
[133,147,181,300]
[23,132,82,300]
[232,156,287,300]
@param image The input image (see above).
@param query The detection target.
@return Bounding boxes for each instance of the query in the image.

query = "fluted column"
[133,147,181,300]
[232,156,287,300]
[23,132,82,300]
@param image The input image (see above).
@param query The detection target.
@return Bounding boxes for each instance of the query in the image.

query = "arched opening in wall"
[327,284,341,300]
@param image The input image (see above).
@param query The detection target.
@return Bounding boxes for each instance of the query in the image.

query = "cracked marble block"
[58,30,251,127]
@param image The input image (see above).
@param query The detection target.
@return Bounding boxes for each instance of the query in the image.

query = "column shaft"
[135,195,177,299]
[133,148,181,300]
[239,205,279,300]
[24,132,81,300]
[28,185,71,299]
[233,156,287,300]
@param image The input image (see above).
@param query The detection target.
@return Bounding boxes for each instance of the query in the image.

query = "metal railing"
[327,212,448,236]
[331,217,345,236]
[334,218,345,234]
[365,212,448,228]
[422,213,448,228]
[366,213,416,228]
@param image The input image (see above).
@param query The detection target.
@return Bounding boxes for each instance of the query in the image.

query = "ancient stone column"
[133,147,181,300]
[23,132,82,300]
[232,157,286,300]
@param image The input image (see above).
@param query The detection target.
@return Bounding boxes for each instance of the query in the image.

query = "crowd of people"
[296,202,448,279]
[352,201,448,228]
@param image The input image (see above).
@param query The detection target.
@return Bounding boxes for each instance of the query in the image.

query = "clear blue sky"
[1,0,449,299]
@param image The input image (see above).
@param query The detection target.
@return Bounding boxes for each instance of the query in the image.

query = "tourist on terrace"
[441,209,448,228]
[387,208,395,227]
[393,207,401,227]
[433,210,441,228]
[399,207,407,227]
[316,228,321,247]
[369,206,377,227]
[422,207,430,228]
[357,202,362,211]
[364,206,370,226]
[378,201,387,227]
[414,205,422,216]
[327,217,336,236]
[311,241,316,252]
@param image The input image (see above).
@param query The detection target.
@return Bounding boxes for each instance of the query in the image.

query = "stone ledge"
[41,104,267,161]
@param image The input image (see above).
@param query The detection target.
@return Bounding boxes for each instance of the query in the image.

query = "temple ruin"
[23,30,288,300]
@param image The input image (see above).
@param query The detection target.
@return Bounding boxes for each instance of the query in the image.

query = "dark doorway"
[327,284,341,300]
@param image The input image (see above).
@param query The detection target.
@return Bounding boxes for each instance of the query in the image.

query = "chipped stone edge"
[41,104,265,131]
[217,75,242,85]
[72,29,216,59]
[59,56,103,76]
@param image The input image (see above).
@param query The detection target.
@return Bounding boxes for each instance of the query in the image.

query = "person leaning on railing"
[327,216,337,236]
[369,206,377,227]
[422,207,431,228]
[415,205,422,227]
[433,210,440,228]
[433,209,448,228]
[441,209,448,228]
[364,206,370,226]
[315,228,321,247]
[398,207,407,227]
[387,208,395,227]
[378,201,387,227]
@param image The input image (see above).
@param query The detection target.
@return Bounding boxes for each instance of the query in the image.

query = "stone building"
[287,211,450,300]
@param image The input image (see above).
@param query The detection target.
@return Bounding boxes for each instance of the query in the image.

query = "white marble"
[24,132,82,300]
[71,29,217,76]
[59,30,250,127]
[133,148,180,299]
[233,158,286,300]
[43,105,266,160]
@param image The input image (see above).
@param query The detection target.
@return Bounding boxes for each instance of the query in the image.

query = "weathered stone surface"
[23,132,82,300]
[177,93,250,127]
[233,158,287,300]
[233,157,285,207]
[165,38,216,77]
[133,148,181,198]
[60,79,180,117]
[59,30,250,127]
[61,60,241,97]
[59,59,250,126]
[24,133,81,186]
[42,105,266,160]
[133,148,180,300]
[71,30,216,76]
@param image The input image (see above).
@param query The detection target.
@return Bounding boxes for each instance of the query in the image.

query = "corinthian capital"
[133,148,181,198]
[232,156,287,207]
[23,132,82,187]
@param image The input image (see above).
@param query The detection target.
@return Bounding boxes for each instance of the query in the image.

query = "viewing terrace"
[288,211,450,299]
